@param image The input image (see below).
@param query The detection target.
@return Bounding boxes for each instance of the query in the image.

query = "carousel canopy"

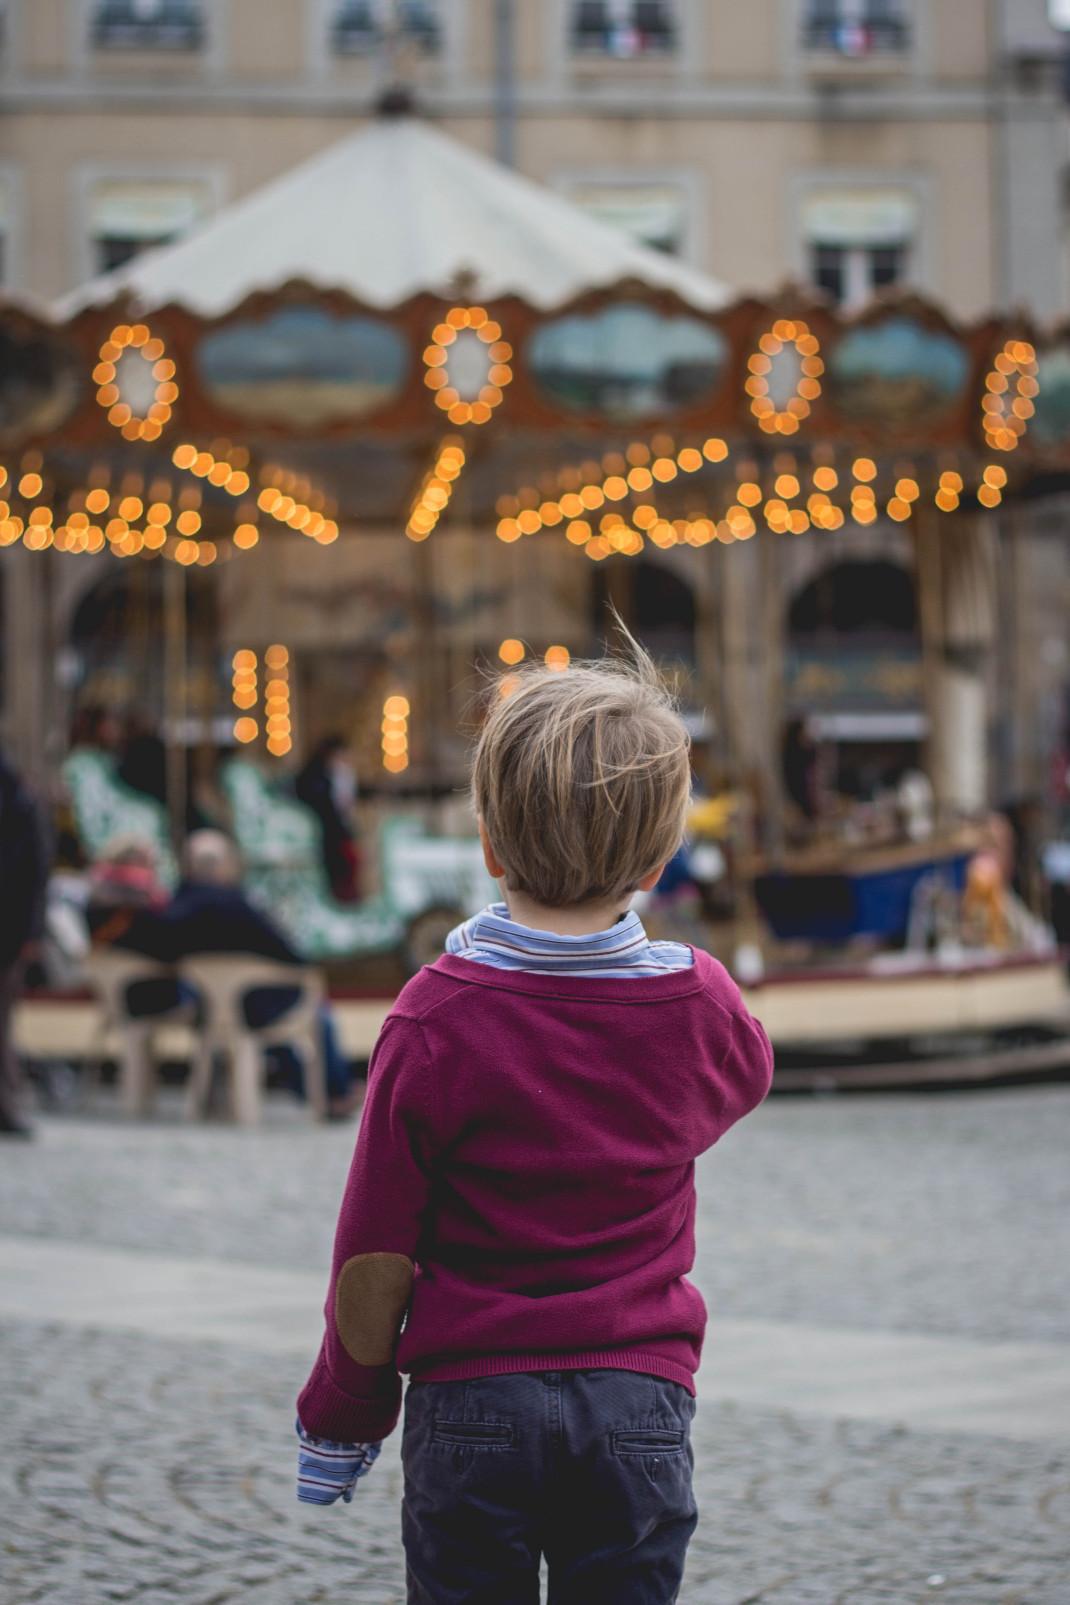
[56,114,730,318]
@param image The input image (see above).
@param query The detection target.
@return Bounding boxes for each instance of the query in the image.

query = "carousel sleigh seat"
[220,760,495,969]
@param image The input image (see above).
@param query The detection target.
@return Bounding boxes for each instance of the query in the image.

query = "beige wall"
[226,0,308,80]
[703,0,783,80]
[19,0,71,76]
[928,0,994,80]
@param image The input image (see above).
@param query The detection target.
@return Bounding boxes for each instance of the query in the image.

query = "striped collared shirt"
[445,901,693,976]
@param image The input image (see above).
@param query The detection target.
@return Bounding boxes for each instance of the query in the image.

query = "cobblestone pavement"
[2,1086,1069,1603]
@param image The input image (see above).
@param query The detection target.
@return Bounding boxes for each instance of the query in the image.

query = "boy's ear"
[478,817,507,881]
[637,863,667,893]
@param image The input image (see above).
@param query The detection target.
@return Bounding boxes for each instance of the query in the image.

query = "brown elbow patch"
[334,1252,415,1366]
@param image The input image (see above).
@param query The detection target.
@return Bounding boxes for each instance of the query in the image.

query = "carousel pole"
[719,540,763,965]
[1005,502,1032,796]
[411,531,440,818]
[494,0,517,168]
[913,503,946,826]
[758,527,786,862]
[719,544,750,792]
[163,556,188,854]
[692,551,721,752]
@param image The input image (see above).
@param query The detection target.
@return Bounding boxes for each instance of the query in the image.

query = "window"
[88,179,211,275]
[92,0,204,50]
[803,190,916,310]
[0,180,8,287]
[803,0,909,56]
[571,1,676,58]
[331,0,440,56]
[564,182,686,255]
[812,240,907,306]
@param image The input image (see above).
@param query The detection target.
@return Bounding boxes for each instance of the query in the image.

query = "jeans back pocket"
[431,1419,516,1449]
[610,1427,686,1457]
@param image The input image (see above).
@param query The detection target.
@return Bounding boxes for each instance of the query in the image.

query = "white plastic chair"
[179,957,327,1126]
[85,948,191,1117]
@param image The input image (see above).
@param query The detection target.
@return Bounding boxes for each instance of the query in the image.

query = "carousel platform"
[749,948,1070,1090]
[15,947,1070,1095]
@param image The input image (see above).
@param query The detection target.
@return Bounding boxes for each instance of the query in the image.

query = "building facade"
[0,0,1065,315]
[1,0,1069,828]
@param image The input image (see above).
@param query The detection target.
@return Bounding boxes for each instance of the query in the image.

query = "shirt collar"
[452,901,654,966]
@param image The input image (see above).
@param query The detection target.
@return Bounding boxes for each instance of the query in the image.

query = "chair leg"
[185,1040,215,1121]
[231,1037,263,1127]
[120,1027,154,1118]
[302,1030,328,1120]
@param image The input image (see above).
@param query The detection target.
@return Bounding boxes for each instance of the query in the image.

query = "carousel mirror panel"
[526,302,727,420]
[195,303,410,427]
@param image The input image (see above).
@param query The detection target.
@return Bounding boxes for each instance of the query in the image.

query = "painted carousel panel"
[825,315,969,435]
[195,304,410,428]
[526,301,727,421]
[1032,342,1070,448]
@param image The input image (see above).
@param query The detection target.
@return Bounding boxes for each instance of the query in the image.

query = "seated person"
[87,837,182,1018]
[90,831,357,1117]
[87,835,168,920]
[164,831,359,1117]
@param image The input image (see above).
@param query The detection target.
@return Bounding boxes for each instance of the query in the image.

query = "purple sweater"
[297,947,773,1443]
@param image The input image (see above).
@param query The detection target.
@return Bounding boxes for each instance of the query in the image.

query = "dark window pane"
[332,0,440,54]
[869,242,906,290]
[803,0,909,53]
[571,1,676,55]
[812,242,846,304]
[633,1,675,49]
[95,233,173,273]
[92,1,203,50]
[573,1,612,50]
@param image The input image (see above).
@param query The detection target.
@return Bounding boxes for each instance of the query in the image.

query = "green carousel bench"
[220,760,493,968]
[62,748,177,885]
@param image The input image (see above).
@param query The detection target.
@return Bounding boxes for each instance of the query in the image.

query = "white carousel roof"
[56,115,729,318]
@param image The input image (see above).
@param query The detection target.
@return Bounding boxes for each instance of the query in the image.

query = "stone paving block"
[4,1320,1068,1604]
[2,1088,1069,1602]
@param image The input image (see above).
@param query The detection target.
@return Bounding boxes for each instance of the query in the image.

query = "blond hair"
[473,634,691,908]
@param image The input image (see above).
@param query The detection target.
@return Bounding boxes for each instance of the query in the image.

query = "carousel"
[3,108,1070,1081]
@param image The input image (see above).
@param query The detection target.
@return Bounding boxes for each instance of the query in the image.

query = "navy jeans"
[401,1369,698,1604]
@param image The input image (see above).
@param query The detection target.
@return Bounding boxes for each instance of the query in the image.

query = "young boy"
[295,641,774,1603]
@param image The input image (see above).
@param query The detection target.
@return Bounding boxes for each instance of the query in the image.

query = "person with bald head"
[101,834,357,1123]
[162,831,357,1117]
[165,830,300,962]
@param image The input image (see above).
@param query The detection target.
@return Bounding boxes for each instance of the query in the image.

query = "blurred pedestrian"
[296,736,361,902]
[118,712,168,808]
[0,746,51,1138]
[69,703,122,755]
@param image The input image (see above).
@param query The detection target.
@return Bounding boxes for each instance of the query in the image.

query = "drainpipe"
[495,0,517,167]
[987,0,1012,309]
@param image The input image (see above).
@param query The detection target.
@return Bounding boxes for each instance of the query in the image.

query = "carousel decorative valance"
[0,116,1064,572]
